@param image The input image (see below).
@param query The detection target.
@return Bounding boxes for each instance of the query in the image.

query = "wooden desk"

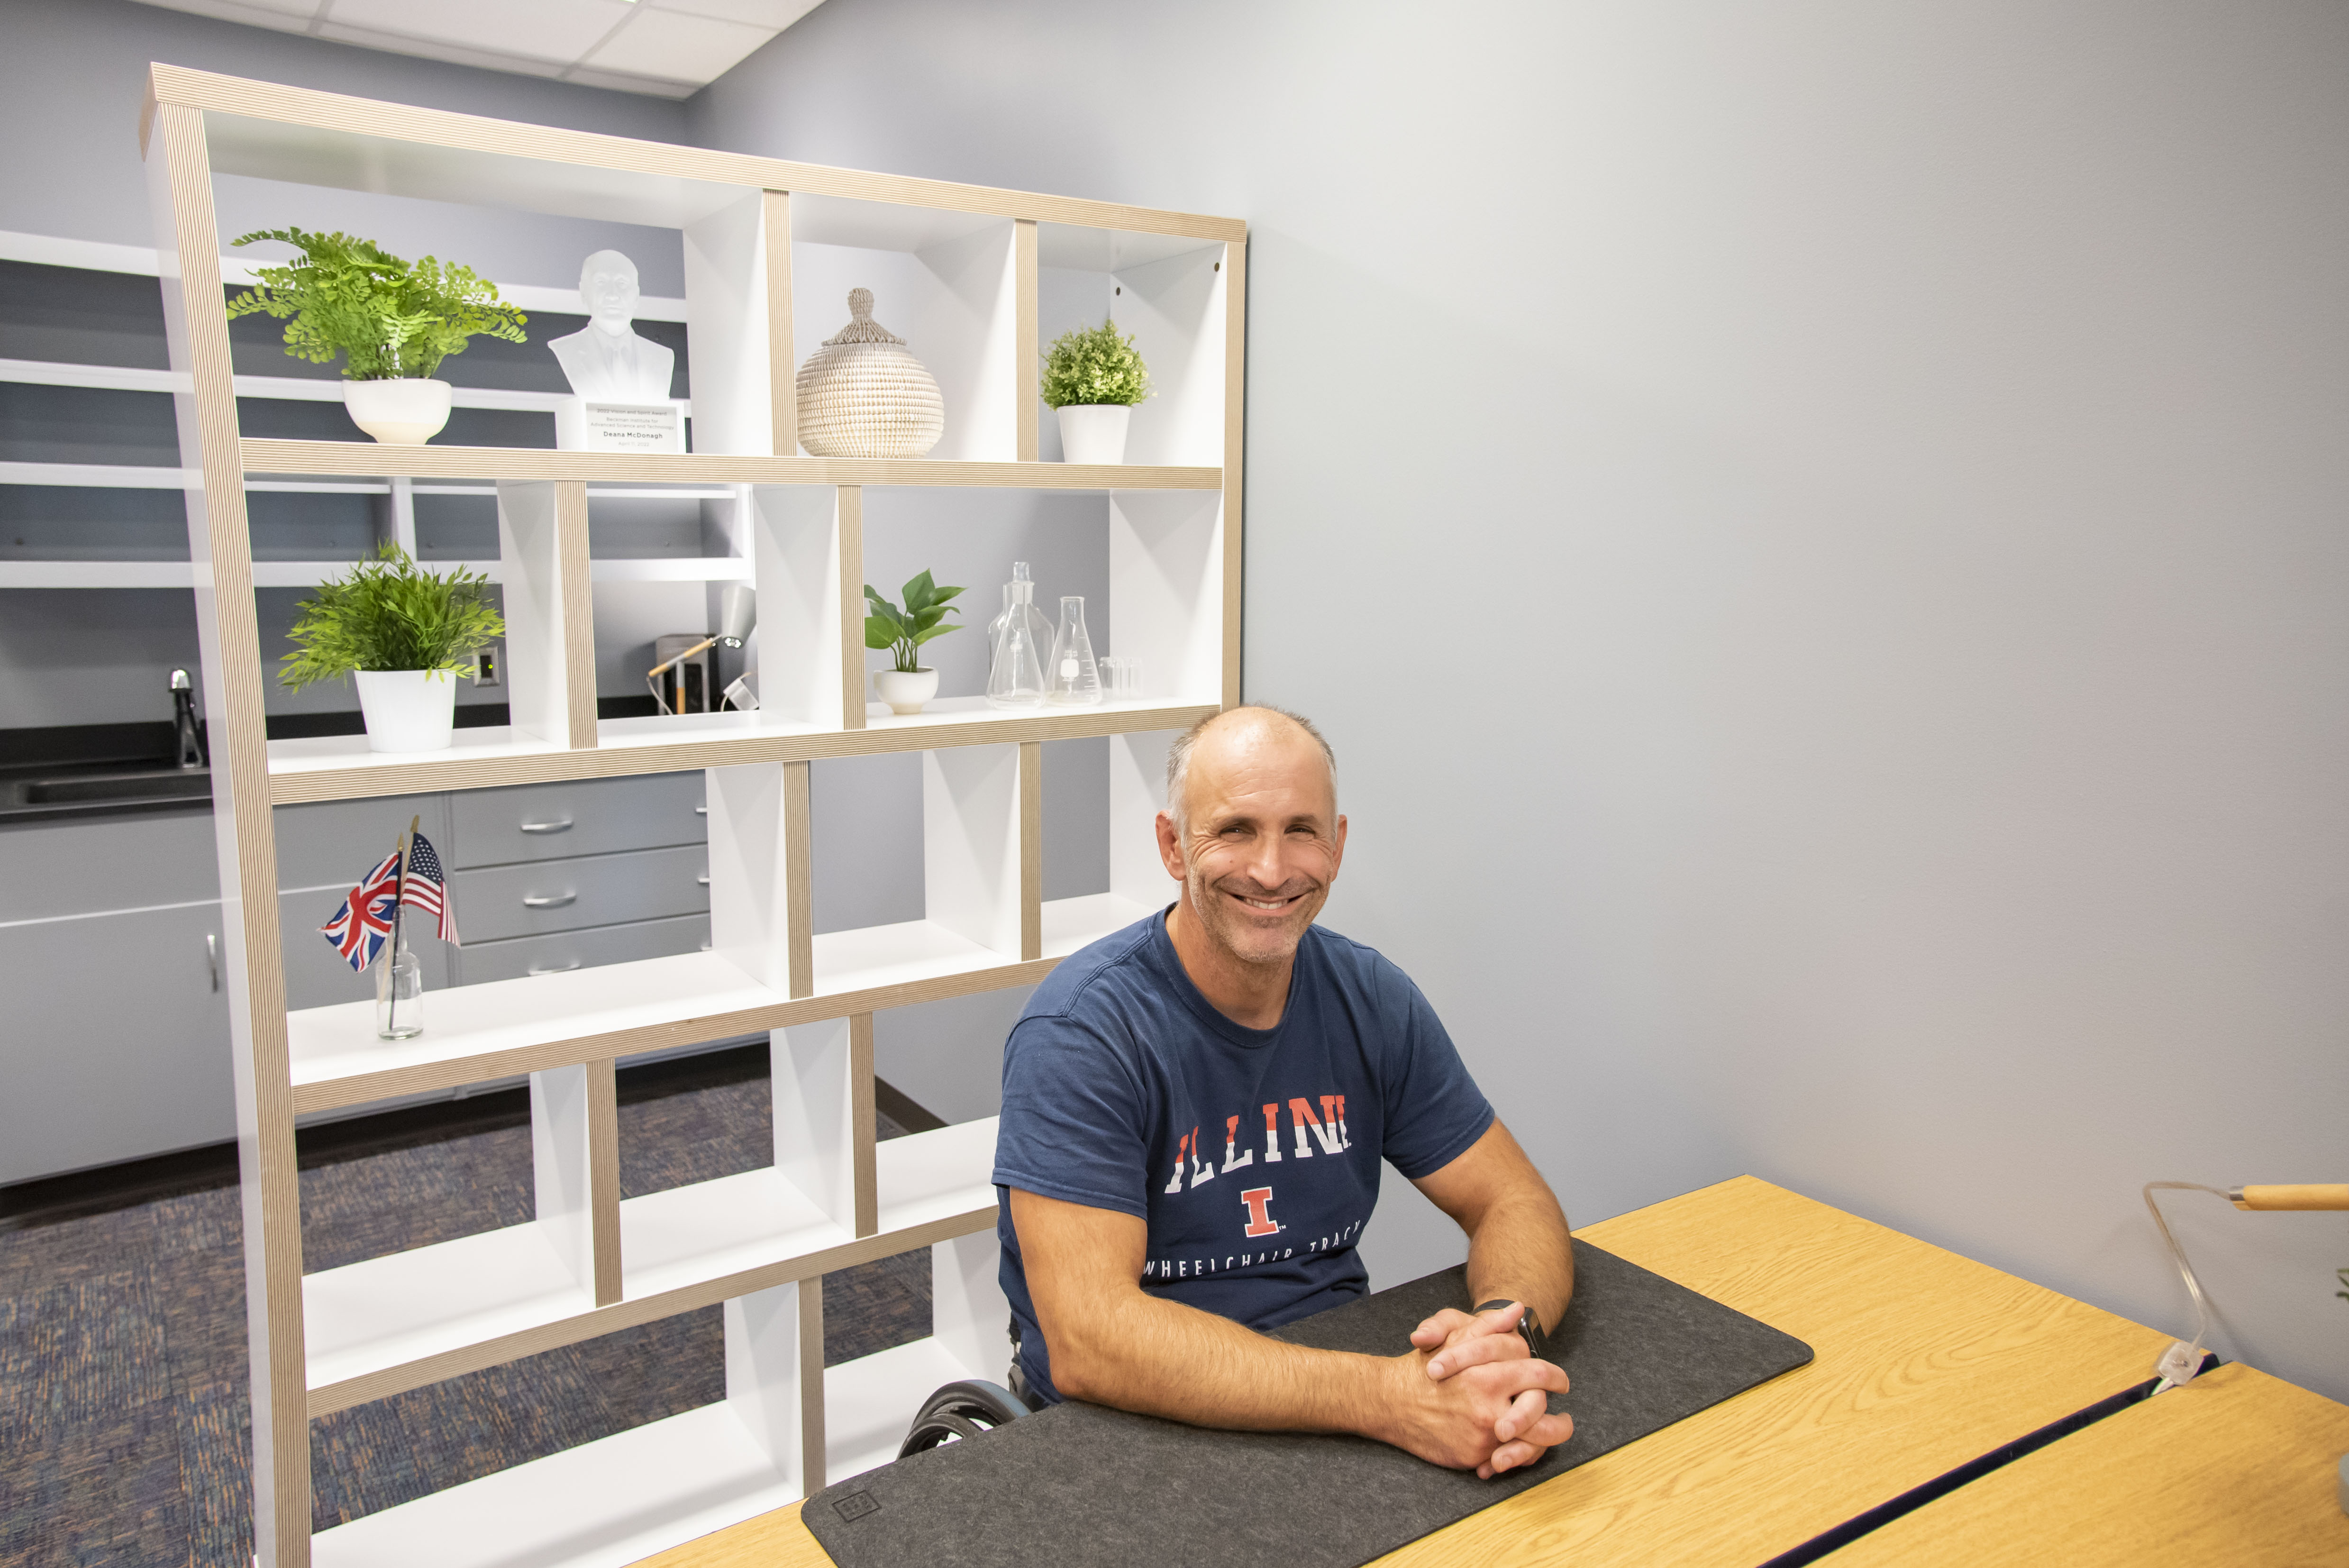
[633,1176,2174,1568]
[1826,1359,2349,1566]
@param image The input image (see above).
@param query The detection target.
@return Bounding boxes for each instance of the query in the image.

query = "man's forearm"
[1464,1187,1574,1336]
[1052,1285,1401,1440]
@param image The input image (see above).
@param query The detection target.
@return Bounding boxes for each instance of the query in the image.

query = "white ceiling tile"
[648,0,824,29]
[323,0,637,66]
[584,7,774,82]
[313,20,571,77]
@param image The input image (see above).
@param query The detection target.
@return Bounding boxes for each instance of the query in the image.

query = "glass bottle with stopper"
[1046,595,1102,706]
[985,562,1049,709]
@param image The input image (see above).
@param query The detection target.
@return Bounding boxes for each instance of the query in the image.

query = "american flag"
[400,832,460,946]
[321,849,401,972]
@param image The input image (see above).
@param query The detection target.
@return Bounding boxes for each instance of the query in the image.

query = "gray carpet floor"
[0,1065,938,1567]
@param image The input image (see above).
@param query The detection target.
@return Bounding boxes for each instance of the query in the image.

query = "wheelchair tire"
[897,1378,1031,1459]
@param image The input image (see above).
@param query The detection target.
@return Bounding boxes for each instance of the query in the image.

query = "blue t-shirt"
[992,908,1494,1404]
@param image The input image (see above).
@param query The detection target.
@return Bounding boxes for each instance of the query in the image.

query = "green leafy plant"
[226,227,528,380]
[280,545,506,690]
[863,570,966,674]
[1040,317,1153,409]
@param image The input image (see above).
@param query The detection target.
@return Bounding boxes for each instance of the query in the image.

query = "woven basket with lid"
[795,288,945,458]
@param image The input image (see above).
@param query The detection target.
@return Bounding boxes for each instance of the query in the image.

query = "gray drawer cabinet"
[450,774,706,867]
[0,900,234,1184]
[274,793,451,891]
[451,844,710,943]
[456,912,711,985]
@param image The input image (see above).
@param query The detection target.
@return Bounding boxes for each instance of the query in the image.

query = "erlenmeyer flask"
[1046,595,1102,706]
[985,564,1048,708]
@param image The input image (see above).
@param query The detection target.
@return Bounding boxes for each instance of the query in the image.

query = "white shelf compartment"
[300,1118,997,1411]
[1041,892,1157,960]
[1035,224,1230,469]
[811,918,1014,999]
[304,1222,596,1408]
[823,1334,993,1486]
[285,950,787,1114]
[304,1331,995,1568]
[309,1402,796,1568]
[619,1166,851,1304]
[874,1117,1000,1236]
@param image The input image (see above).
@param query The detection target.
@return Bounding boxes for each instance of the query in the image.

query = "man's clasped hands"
[1385,1300,1575,1479]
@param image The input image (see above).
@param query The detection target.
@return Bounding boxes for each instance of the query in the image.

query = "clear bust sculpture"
[548,249,675,401]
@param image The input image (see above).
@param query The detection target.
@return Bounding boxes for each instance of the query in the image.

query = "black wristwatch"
[1476,1298,1548,1362]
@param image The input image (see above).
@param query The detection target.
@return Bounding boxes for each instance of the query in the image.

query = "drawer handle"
[528,959,582,975]
[696,872,710,886]
[206,932,220,994]
[519,816,574,835]
[523,891,578,909]
[694,803,708,815]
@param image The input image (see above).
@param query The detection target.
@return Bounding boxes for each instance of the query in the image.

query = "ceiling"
[128,0,825,99]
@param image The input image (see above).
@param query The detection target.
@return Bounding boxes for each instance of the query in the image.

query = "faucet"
[171,669,207,770]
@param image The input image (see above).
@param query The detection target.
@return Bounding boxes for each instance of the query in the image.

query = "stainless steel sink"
[1,766,213,815]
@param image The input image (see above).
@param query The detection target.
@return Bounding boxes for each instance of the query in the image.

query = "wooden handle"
[2230,1184,2349,1211]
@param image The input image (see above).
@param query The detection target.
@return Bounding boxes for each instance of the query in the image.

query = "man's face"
[1159,716,1347,970]
[583,258,639,329]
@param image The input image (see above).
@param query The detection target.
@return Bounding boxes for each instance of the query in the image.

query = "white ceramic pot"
[355,668,458,752]
[1056,403,1132,465]
[344,378,454,444]
[874,666,939,716]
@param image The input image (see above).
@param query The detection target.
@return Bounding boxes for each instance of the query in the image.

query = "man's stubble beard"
[1182,858,1322,970]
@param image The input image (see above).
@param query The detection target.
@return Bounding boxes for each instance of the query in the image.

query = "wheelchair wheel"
[897,1378,1031,1459]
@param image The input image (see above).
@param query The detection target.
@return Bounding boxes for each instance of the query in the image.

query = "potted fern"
[228,228,528,445]
[1041,317,1152,464]
[864,570,965,714]
[282,546,506,753]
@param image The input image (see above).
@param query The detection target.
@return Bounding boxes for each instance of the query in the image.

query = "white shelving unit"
[136,63,1244,1568]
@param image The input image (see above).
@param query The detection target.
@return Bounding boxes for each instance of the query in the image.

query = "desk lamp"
[647,585,755,714]
[2143,1181,2349,1514]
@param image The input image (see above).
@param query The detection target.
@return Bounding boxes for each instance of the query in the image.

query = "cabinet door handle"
[206,932,220,994]
[523,891,578,909]
[519,816,574,835]
[527,959,583,975]
[694,803,708,816]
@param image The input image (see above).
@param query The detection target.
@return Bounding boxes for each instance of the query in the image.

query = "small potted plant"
[864,570,965,714]
[1041,317,1152,465]
[282,545,506,753]
[227,227,528,445]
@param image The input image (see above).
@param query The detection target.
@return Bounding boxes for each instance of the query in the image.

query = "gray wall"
[693,0,2349,1400]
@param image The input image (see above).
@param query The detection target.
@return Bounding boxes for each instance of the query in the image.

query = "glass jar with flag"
[319,814,460,1040]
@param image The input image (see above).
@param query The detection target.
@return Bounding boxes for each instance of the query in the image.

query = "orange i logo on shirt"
[1240,1186,1282,1238]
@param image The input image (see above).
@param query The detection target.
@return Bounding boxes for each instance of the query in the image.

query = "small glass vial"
[985,562,1049,709]
[1099,656,1143,699]
[1047,596,1102,706]
[374,926,425,1039]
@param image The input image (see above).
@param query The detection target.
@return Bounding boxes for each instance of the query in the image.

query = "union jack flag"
[400,832,460,946]
[321,850,401,973]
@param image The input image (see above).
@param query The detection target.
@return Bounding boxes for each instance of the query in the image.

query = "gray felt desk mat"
[804,1240,1813,1568]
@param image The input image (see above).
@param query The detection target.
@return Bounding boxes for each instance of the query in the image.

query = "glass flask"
[1046,595,1102,706]
[374,924,425,1040]
[985,561,1049,709]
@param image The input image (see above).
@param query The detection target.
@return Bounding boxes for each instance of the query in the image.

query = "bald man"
[993,705,1577,1478]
